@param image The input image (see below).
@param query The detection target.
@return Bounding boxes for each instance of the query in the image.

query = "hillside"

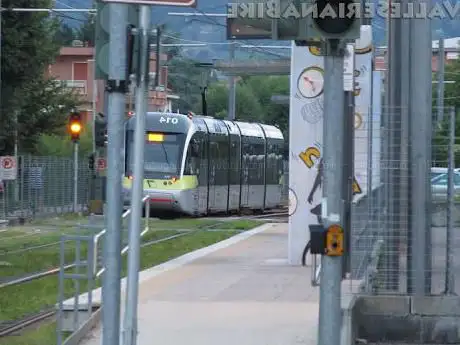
[56,0,460,61]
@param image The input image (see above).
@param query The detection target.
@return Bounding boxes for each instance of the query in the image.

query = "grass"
[0,218,262,324]
[0,320,57,345]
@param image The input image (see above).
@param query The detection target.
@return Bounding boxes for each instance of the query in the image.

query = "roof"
[377,37,460,51]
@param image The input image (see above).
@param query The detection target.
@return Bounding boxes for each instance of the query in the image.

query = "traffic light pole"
[122,5,150,345]
[102,3,128,345]
[73,141,79,212]
[317,39,345,345]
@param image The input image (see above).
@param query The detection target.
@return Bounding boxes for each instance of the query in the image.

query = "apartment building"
[47,41,178,123]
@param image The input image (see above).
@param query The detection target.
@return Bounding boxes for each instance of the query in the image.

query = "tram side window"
[276,142,285,184]
[216,136,229,186]
[255,141,265,185]
[209,138,219,183]
[229,138,240,185]
[266,143,276,185]
[184,134,202,176]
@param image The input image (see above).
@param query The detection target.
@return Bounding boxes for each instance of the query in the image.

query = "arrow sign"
[100,0,196,6]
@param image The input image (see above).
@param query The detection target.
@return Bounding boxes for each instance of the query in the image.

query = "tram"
[122,112,285,216]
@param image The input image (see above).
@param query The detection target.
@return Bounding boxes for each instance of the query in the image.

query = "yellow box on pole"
[325,224,344,256]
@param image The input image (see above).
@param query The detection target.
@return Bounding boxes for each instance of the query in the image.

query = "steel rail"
[0,309,55,337]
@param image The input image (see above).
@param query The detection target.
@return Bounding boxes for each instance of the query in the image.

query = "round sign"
[288,187,298,216]
[2,157,14,169]
[297,66,324,99]
[97,158,107,170]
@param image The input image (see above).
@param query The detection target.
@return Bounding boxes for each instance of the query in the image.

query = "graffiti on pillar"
[298,144,363,224]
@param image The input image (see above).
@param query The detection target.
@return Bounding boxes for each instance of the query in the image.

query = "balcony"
[56,80,87,95]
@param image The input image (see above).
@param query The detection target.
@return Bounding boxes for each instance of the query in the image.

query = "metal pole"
[409,0,432,295]
[73,142,78,212]
[122,5,150,345]
[385,3,402,291]
[0,0,2,113]
[400,0,412,294]
[445,106,455,294]
[102,3,128,345]
[92,64,98,152]
[317,40,344,345]
[343,44,354,278]
[437,37,445,123]
[154,25,161,88]
[227,43,236,120]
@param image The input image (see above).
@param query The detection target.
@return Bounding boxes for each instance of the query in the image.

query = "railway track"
[1,213,285,288]
[0,309,55,337]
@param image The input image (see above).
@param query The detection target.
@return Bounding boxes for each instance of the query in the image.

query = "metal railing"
[93,195,151,277]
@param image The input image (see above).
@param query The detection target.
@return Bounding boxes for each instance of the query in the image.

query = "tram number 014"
[160,116,178,125]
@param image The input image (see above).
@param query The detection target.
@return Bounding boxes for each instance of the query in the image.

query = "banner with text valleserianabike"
[288,42,324,265]
[288,26,372,265]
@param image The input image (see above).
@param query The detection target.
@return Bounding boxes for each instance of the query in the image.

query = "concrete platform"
[78,223,323,345]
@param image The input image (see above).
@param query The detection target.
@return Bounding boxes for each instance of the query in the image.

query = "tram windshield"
[126,132,186,178]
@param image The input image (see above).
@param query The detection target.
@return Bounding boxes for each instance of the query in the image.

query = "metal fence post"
[445,106,456,294]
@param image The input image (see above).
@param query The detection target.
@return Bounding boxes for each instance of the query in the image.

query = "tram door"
[228,135,241,210]
[240,140,251,207]
[196,133,208,213]
[207,140,218,211]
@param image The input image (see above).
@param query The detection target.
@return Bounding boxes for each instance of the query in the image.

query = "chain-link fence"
[342,106,459,296]
[0,155,94,221]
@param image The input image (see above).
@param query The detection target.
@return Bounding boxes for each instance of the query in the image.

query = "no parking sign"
[0,156,17,180]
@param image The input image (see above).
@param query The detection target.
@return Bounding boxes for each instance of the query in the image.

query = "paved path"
[80,223,321,345]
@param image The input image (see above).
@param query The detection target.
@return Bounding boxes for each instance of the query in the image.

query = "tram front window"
[127,132,185,178]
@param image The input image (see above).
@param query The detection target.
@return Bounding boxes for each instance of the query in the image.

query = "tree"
[167,57,217,112]
[1,0,80,155]
[432,52,460,165]
[35,125,93,157]
[443,57,460,111]
[54,23,76,46]
[77,15,96,46]
[201,75,289,139]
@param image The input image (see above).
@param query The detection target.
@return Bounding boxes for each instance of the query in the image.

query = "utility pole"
[227,43,236,120]
[102,3,128,345]
[385,0,403,292]
[342,44,354,278]
[445,106,455,294]
[437,35,445,123]
[1,0,2,113]
[317,39,345,345]
[154,25,161,88]
[122,5,150,345]
[73,142,79,212]
[409,0,432,295]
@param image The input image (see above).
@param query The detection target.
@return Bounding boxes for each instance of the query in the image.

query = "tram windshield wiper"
[160,143,170,167]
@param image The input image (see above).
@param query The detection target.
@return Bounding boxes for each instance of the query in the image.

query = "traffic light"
[95,114,107,148]
[69,112,82,142]
[88,153,95,170]
[95,2,139,80]
[308,0,361,40]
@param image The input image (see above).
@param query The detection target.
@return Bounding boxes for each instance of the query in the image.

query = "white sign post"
[0,156,17,180]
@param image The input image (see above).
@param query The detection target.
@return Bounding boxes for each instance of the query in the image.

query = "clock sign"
[297,66,324,99]
[288,187,298,216]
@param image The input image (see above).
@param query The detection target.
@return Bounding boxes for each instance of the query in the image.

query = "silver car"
[431,172,460,203]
